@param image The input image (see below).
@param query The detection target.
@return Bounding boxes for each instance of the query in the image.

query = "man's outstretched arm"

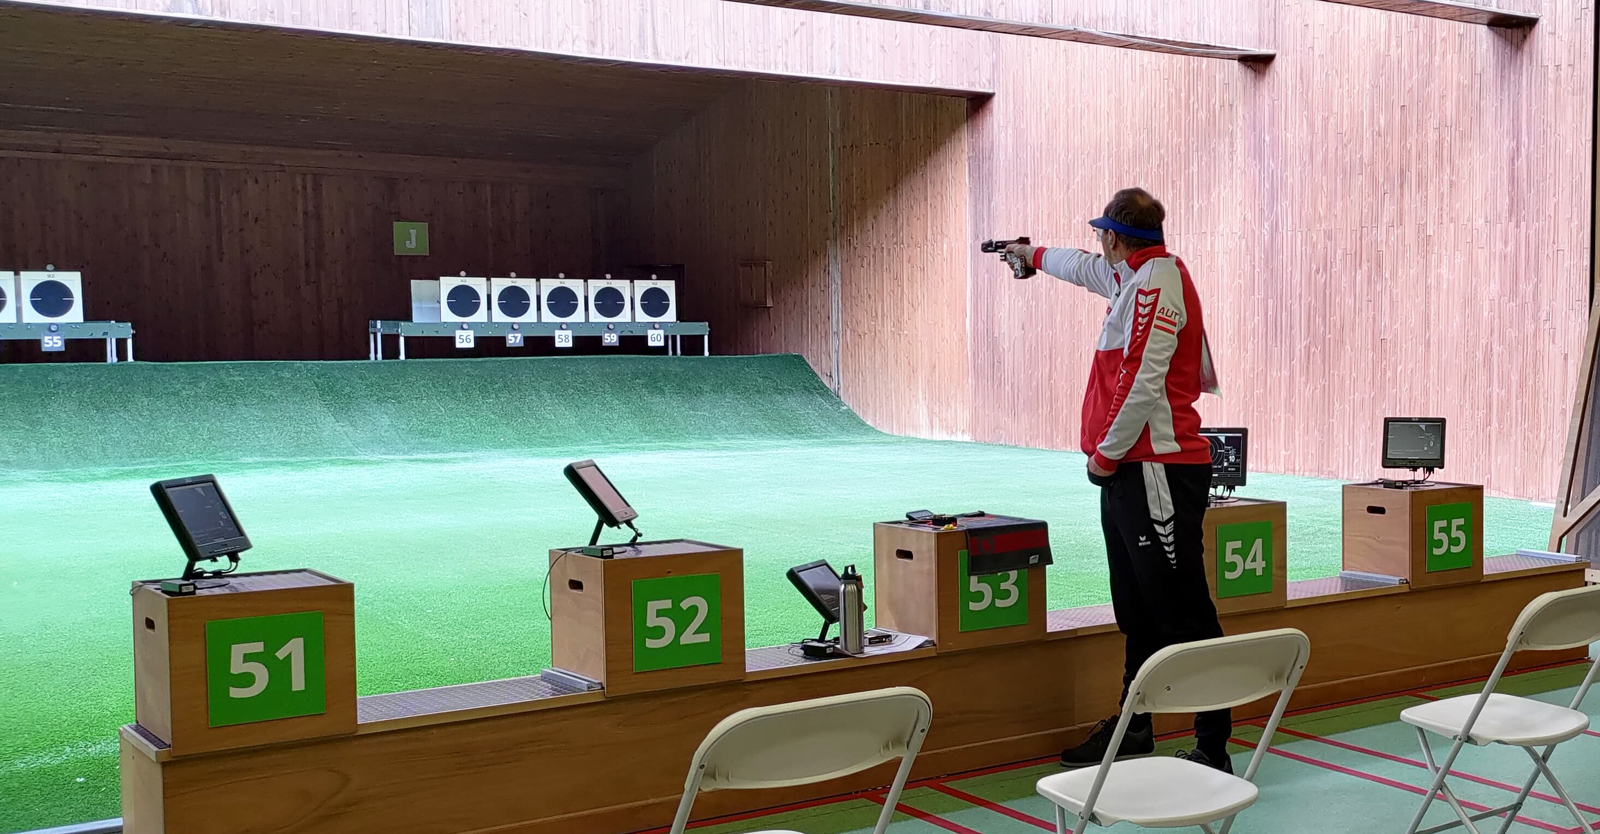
[1007,244,1119,299]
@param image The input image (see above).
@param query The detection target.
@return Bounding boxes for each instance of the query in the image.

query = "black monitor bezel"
[786,560,842,625]
[563,459,639,527]
[1199,426,1249,489]
[150,474,252,562]
[1382,417,1446,470]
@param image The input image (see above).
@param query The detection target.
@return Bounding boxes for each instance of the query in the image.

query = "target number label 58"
[1425,502,1475,572]
[631,574,722,672]
[555,331,573,348]
[1216,521,1273,598]
[204,612,327,727]
[958,550,1028,632]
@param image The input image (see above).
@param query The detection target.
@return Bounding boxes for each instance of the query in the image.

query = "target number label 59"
[1216,521,1273,598]
[1425,502,1475,572]
[204,612,327,727]
[958,550,1028,632]
[631,574,722,672]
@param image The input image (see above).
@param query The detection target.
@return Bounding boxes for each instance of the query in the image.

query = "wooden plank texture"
[1316,0,1539,27]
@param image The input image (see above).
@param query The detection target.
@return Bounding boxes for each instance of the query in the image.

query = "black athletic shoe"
[1059,717,1154,768]
[1175,747,1235,775]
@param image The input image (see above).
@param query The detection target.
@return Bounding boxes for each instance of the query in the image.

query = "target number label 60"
[1425,502,1475,572]
[631,574,722,672]
[1216,521,1273,598]
[204,612,327,727]
[958,550,1028,632]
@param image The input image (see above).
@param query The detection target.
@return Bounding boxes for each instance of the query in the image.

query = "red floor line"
[1265,724,1600,815]
[926,783,1055,831]
[632,785,888,833]
[864,792,989,834]
[1229,735,1571,834]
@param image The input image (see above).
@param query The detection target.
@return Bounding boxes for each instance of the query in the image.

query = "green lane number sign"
[1216,521,1273,598]
[393,221,429,256]
[632,574,722,672]
[1426,502,1475,572]
[205,612,327,728]
[958,550,1028,632]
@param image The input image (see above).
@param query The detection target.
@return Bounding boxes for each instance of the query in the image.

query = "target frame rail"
[0,321,134,363]
[367,320,710,360]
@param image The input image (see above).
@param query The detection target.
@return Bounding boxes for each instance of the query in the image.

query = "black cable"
[542,550,570,622]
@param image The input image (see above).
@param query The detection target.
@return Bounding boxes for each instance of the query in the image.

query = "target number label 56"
[1216,521,1273,598]
[454,329,475,349]
[631,574,722,672]
[204,612,327,727]
[958,550,1028,632]
[1425,502,1475,572]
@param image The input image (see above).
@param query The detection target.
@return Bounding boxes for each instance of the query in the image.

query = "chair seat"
[1036,757,1259,827]
[1400,693,1591,746]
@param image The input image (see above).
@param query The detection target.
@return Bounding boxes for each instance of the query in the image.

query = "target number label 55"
[1215,521,1273,598]
[40,334,64,352]
[204,612,327,727]
[958,550,1028,632]
[1425,502,1475,572]
[631,574,722,672]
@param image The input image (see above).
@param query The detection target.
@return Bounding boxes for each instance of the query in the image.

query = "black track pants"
[1100,460,1231,755]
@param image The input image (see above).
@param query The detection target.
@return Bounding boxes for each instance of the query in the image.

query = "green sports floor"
[0,355,1558,833]
[674,662,1600,834]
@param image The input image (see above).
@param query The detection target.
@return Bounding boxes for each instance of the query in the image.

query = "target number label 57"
[1425,502,1475,572]
[204,612,327,727]
[631,574,722,672]
[958,550,1028,632]
[1216,521,1273,598]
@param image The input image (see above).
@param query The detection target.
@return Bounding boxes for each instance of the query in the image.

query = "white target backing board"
[632,279,678,323]
[410,280,441,323]
[439,276,489,323]
[540,278,586,323]
[490,277,539,323]
[587,279,632,324]
[0,273,16,323]
[20,270,84,323]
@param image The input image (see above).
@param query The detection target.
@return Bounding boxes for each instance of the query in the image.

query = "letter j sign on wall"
[394,222,429,256]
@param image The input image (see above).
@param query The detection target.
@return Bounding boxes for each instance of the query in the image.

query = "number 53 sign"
[205,612,327,727]
[958,550,1028,632]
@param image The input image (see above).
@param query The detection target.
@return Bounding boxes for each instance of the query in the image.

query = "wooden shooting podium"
[547,539,745,696]
[873,516,1048,651]
[1201,498,1289,615]
[1343,482,1485,588]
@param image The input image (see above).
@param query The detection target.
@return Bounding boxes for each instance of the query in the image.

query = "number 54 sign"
[205,612,327,727]
[958,550,1028,632]
[631,574,722,672]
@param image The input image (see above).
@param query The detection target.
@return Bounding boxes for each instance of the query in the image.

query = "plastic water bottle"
[839,565,865,656]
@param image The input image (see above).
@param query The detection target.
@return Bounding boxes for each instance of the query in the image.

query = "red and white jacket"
[1032,245,1220,472]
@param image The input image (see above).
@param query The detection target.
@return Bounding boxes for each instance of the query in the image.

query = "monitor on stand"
[150,474,251,585]
[563,459,641,550]
[1381,417,1445,486]
[1199,427,1248,504]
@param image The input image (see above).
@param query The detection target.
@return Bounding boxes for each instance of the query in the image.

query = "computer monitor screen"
[787,560,842,625]
[151,475,251,561]
[564,460,638,526]
[1383,418,1446,470]
[1199,427,1248,489]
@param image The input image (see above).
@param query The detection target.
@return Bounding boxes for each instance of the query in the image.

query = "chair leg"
[1053,805,1068,834]
[1523,746,1596,834]
[1490,753,1547,834]
[1410,727,1484,834]
[1199,824,1218,834]
[1073,809,1092,834]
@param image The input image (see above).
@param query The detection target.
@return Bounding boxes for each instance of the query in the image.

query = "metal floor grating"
[1287,573,1401,599]
[1485,552,1583,575]
[1047,604,1116,632]
[357,675,583,724]
[130,723,170,750]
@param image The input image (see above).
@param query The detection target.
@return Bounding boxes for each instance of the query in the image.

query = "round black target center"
[446,284,481,318]
[498,286,531,319]
[639,287,671,318]
[547,286,580,319]
[30,280,74,318]
[594,287,626,318]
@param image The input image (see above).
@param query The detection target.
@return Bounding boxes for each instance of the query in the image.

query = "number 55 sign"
[631,574,722,672]
[1425,502,1475,572]
[205,612,327,727]
[958,550,1028,632]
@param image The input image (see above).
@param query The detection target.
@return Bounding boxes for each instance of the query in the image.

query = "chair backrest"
[1507,585,1600,652]
[1128,628,1311,716]
[684,686,932,793]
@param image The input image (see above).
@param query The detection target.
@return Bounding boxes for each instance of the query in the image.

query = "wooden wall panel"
[0,141,627,361]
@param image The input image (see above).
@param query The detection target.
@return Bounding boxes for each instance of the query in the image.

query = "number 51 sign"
[205,611,327,727]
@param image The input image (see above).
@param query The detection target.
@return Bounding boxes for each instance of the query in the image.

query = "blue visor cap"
[1089,216,1164,243]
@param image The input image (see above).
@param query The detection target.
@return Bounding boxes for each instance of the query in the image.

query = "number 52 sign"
[631,574,722,672]
[205,612,327,727]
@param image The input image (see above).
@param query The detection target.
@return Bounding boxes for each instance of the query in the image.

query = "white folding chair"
[1400,585,1600,834]
[667,686,933,834]
[1035,628,1311,834]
